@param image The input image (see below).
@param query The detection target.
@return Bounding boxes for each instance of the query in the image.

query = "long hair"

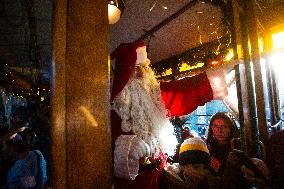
[206,112,239,149]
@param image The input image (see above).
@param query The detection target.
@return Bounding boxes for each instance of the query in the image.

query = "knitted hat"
[179,137,210,166]
[110,41,145,101]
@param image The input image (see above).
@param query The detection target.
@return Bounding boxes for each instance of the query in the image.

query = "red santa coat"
[111,41,217,189]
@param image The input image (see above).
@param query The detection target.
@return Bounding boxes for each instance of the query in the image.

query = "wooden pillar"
[246,0,269,150]
[51,0,112,188]
[239,11,259,157]
[231,0,248,151]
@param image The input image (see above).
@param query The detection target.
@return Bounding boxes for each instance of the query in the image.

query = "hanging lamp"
[108,0,125,24]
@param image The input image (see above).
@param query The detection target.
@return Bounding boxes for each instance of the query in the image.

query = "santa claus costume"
[110,41,228,189]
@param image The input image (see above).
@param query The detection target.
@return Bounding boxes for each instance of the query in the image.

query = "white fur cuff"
[114,135,140,180]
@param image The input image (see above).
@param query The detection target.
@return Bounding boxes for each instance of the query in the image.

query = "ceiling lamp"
[108,0,125,24]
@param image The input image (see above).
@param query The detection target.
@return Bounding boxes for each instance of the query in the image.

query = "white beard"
[112,62,177,157]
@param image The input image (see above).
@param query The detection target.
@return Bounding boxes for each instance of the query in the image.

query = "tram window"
[0,92,51,178]
[180,69,239,138]
[272,31,284,128]
[260,58,272,126]
[185,100,229,138]
[247,57,281,134]
[270,52,284,125]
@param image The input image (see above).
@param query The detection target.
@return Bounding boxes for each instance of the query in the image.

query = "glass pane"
[179,69,239,139]
[186,100,228,138]
[270,52,284,126]
[260,58,271,124]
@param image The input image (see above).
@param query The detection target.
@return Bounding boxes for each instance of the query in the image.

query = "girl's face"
[211,119,231,144]
[182,164,208,184]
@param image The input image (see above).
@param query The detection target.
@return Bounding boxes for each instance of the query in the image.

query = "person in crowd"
[206,112,239,175]
[161,137,219,189]
[3,127,47,189]
[240,157,271,189]
[0,124,27,143]
[27,98,51,185]
[162,137,271,189]
[110,41,228,189]
[0,125,27,188]
[266,129,284,189]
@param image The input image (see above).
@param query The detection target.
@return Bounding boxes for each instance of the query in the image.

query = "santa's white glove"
[206,69,228,100]
[129,137,150,160]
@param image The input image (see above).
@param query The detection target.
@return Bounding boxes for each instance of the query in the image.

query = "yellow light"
[211,61,219,65]
[179,63,190,72]
[79,106,98,127]
[259,39,263,53]
[162,68,172,76]
[247,41,252,55]
[108,4,121,24]
[108,55,110,76]
[238,38,262,58]
[179,62,204,72]
[224,49,234,61]
[272,31,284,49]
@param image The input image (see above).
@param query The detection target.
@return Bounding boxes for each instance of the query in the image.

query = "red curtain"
[160,72,213,117]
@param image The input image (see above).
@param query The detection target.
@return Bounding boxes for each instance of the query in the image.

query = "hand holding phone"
[232,149,270,186]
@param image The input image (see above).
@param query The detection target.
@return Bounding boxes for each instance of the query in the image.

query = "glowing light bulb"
[108,4,121,24]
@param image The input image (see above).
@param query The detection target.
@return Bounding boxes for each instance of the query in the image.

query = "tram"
[0,0,283,188]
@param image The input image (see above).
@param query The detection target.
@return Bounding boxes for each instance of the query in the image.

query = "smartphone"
[232,149,269,185]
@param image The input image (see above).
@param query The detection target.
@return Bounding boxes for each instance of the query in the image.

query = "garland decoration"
[150,0,236,81]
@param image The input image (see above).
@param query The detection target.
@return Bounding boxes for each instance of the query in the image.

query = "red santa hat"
[110,41,145,101]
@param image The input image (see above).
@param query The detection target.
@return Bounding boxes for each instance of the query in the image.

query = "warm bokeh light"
[108,55,111,75]
[270,52,284,88]
[79,106,98,127]
[210,61,220,65]
[108,4,121,24]
[224,49,234,61]
[246,39,263,55]
[237,45,243,58]
[179,62,204,72]
[179,63,190,72]
[272,31,284,49]
[259,39,263,53]
[162,68,172,76]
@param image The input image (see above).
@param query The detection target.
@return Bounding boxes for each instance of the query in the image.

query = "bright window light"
[272,31,284,49]
[159,121,178,156]
[270,52,284,92]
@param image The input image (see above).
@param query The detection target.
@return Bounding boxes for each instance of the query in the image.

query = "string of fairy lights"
[1,0,235,98]
[150,34,233,81]
[0,63,50,101]
[147,0,235,81]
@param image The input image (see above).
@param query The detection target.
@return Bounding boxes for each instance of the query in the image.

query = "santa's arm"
[206,60,240,100]
[205,68,228,100]
[114,135,150,180]
[161,70,228,117]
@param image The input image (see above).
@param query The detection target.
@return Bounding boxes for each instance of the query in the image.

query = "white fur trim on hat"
[114,135,140,180]
[136,46,147,66]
